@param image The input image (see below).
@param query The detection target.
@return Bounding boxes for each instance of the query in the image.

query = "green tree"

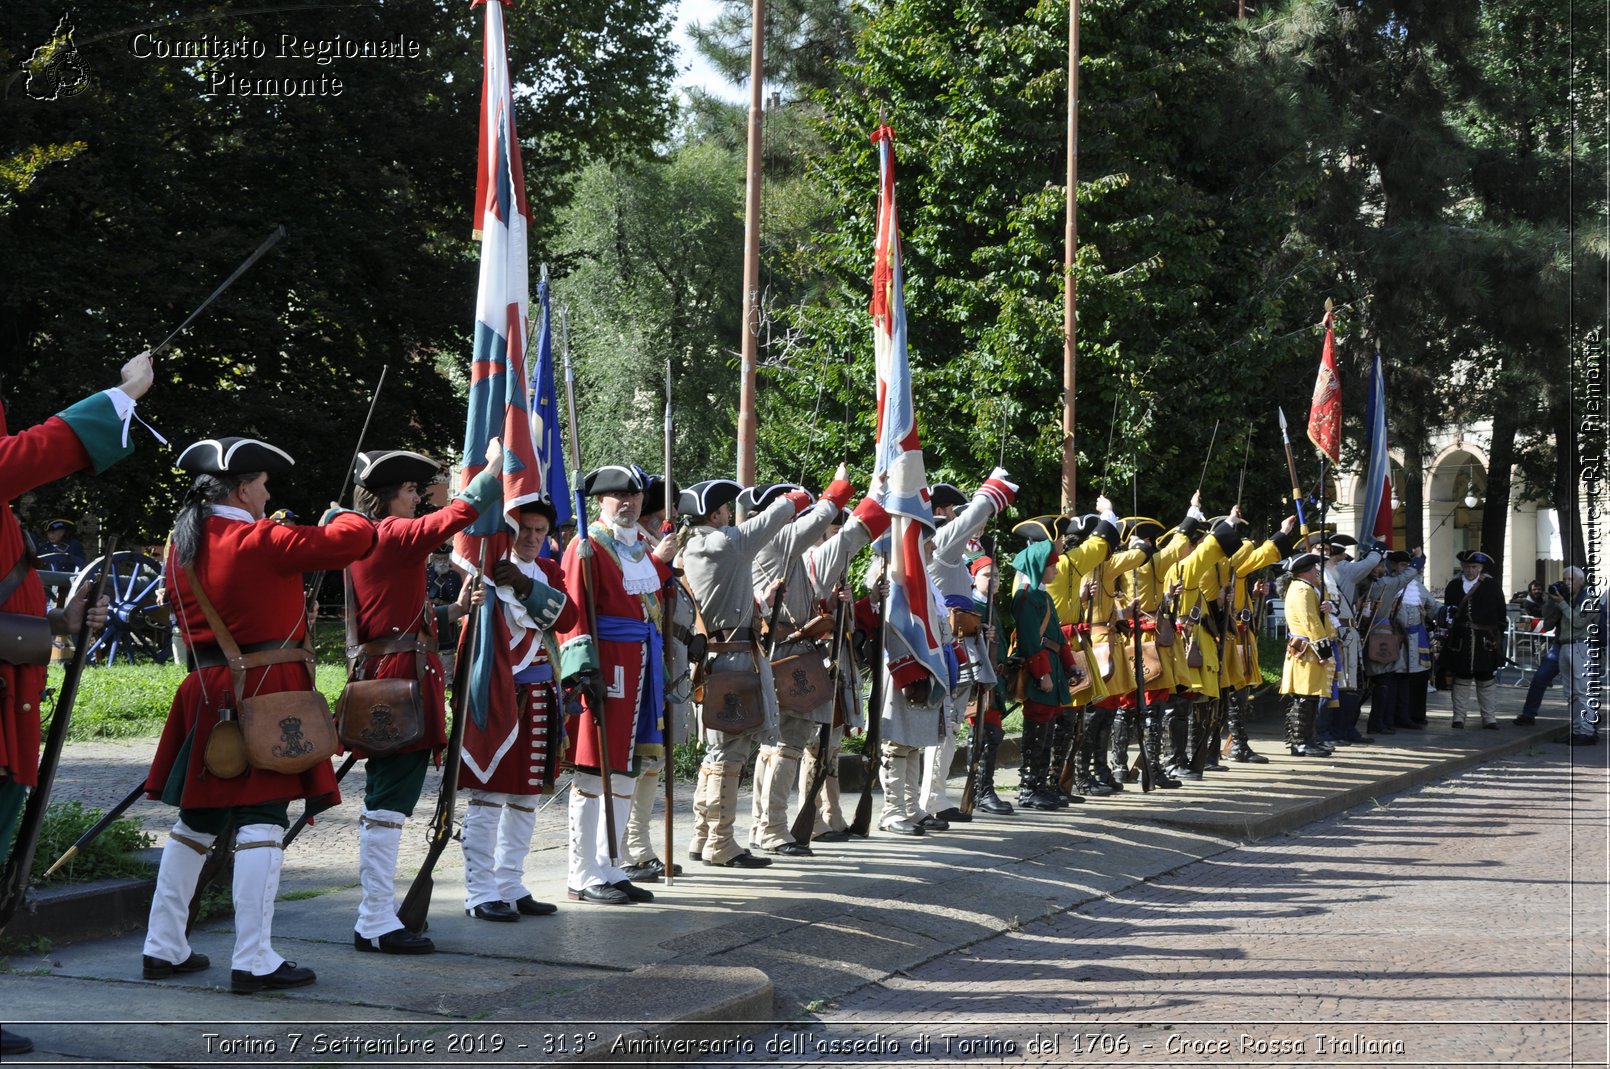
[1,0,675,536]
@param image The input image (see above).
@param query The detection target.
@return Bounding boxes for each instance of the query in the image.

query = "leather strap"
[343,567,429,686]
[0,555,32,608]
[180,561,316,704]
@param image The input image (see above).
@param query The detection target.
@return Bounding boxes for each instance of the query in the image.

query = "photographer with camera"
[1514,578,1568,726]
[1546,567,1600,745]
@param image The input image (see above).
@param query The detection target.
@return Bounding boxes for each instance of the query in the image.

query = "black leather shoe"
[879,818,926,834]
[466,901,520,922]
[917,814,951,830]
[933,806,971,823]
[1514,715,1536,726]
[687,848,704,862]
[511,895,558,916]
[609,880,655,902]
[764,841,814,856]
[568,883,631,904]
[813,828,852,842]
[2,1028,34,1056]
[706,850,774,867]
[1482,722,1500,730]
[621,857,682,882]
[1350,734,1377,745]
[143,951,210,979]
[231,961,315,994]
[976,795,1015,814]
[1449,720,1465,729]
[354,928,434,954]
[1230,748,1269,764]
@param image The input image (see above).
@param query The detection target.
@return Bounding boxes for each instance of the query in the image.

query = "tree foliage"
[1,0,675,536]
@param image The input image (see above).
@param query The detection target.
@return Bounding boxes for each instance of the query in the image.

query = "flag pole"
[1060,0,1081,513]
[736,0,766,485]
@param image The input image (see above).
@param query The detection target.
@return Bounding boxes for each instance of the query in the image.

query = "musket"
[561,317,617,858]
[1236,425,1252,511]
[789,585,848,844]
[848,578,887,838]
[661,359,676,884]
[282,753,358,849]
[0,536,120,931]
[1058,565,1096,797]
[1130,562,1155,793]
[151,225,286,355]
[396,542,487,933]
[303,365,389,618]
[1197,418,1221,495]
[959,546,1001,817]
[40,781,145,880]
[1277,407,1310,538]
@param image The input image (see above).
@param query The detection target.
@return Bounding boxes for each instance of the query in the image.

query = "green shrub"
[20,800,154,886]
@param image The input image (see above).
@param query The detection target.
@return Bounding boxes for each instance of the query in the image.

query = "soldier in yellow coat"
[1279,552,1340,756]
[1111,515,1194,789]
[1210,516,1299,764]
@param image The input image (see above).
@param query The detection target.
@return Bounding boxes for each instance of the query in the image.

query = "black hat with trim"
[176,437,294,476]
[1212,518,1246,557]
[1387,549,1413,564]
[642,475,680,516]
[353,450,440,489]
[1456,549,1494,566]
[583,464,646,496]
[1120,516,1165,543]
[1012,514,1070,546]
[45,518,74,532]
[515,495,559,526]
[1284,551,1325,575]
[930,483,967,510]
[680,479,743,518]
[737,483,804,513]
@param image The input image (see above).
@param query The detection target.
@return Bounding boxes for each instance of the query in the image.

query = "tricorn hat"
[1284,552,1325,575]
[1120,516,1165,543]
[929,483,967,511]
[737,483,803,513]
[1387,549,1413,564]
[176,437,294,476]
[642,475,680,516]
[681,479,743,518]
[353,450,440,489]
[583,465,646,497]
[1456,549,1494,566]
[45,518,74,532]
[1012,514,1070,546]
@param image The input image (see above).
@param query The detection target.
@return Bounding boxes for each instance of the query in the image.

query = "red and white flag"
[869,125,947,693]
[1307,306,1342,464]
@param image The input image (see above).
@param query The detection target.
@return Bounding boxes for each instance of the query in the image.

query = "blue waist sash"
[598,614,665,748]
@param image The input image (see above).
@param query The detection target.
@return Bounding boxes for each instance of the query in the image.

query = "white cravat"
[608,523,660,595]
[206,504,255,524]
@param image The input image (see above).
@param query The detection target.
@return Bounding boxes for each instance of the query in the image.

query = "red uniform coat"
[558,534,670,773]
[460,555,578,793]
[0,407,103,787]
[346,500,480,757]
[144,512,376,810]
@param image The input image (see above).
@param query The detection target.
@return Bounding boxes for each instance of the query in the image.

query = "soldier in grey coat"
[681,478,816,868]
[745,468,856,855]
[1316,537,1384,745]
[918,472,1017,824]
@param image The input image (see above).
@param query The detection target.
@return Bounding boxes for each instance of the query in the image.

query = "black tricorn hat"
[176,437,294,476]
[737,483,804,513]
[1284,551,1325,575]
[681,479,743,518]
[354,450,440,489]
[1387,549,1413,563]
[1212,519,1246,557]
[1457,549,1494,566]
[930,483,967,510]
[1012,514,1070,546]
[583,465,646,496]
[642,475,680,516]
[1120,516,1165,543]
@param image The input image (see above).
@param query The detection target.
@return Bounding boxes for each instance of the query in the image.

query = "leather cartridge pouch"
[183,563,338,776]
[1140,640,1165,686]
[1222,636,1250,679]
[334,574,426,756]
[771,646,831,715]
[1185,632,1205,669]
[948,608,982,638]
[699,635,766,734]
[1091,627,1120,682]
[1067,646,1095,702]
[0,557,53,666]
[1152,612,1177,647]
[0,613,54,667]
[1366,626,1404,665]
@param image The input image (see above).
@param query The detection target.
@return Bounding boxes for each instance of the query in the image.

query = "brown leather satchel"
[1066,646,1094,702]
[1366,626,1404,665]
[696,611,767,732]
[183,563,338,776]
[1091,627,1120,682]
[334,573,427,756]
[1139,640,1165,686]
[948,607,982,637]
[1153,612,1177,647]
[771,648,831,715]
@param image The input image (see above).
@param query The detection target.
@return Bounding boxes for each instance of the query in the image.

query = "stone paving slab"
[4,684,1597,1067]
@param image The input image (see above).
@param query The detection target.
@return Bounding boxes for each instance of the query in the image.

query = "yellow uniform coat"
[1279,576,1338,696]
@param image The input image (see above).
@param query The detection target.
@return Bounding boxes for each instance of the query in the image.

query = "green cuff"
[455,466,503,516]
[559,635,599,681]
[56,393,133,475]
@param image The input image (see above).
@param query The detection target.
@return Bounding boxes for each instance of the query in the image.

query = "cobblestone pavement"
[689,744,1609,1068]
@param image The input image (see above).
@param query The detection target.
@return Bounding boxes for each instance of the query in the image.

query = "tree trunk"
[1551,397,1587,569]
[1480,399,1519,569]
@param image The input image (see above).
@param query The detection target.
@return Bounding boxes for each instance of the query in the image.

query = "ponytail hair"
[172,473,258,566]
[353,483,402,521]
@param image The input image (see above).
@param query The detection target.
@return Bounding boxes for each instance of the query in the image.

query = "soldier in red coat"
[344,443,503,952]
[458,496,575,920]
[0,352,152,1059]
[557,466,676,904]
[143,437,376,996]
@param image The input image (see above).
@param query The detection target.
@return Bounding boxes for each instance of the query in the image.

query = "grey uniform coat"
[752,499,841,724]
[1324,551,1383,690]
[801,513,875,729]
[682,495,801,737]
[929,493,1003,728]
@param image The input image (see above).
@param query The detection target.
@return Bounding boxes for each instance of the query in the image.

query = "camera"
[1548,581,1568,598]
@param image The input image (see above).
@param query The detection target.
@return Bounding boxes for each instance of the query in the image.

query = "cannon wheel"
[69,551,173,666]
